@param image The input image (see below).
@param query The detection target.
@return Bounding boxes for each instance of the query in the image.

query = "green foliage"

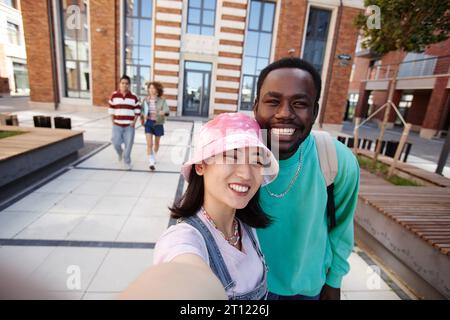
[354,0,450,55]
[357,155,421,186]
[0,130,25,139]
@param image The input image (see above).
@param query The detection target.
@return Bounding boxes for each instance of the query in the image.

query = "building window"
[7,22,20,45]
[2,0,18,9]
[12,62,30,95]
[239,0,275,111]
[187,0,216,36]
[344,93,359,121]
[59,0,90,99]
[125,0,153,98]
[303,7,331,75]
[396,93,414,126]
[366,93,374,118]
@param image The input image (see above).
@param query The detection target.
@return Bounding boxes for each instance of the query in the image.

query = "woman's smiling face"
[196,147,265,210]
[148,84,158,97]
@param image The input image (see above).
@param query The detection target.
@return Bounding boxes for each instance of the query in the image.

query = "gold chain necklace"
[264,145,303,198]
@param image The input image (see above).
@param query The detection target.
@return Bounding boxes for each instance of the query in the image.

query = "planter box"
[0,125,84,187]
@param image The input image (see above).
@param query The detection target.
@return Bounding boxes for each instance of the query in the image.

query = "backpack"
[311,130,338,230]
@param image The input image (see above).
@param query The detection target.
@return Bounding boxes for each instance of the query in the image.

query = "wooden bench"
[357,169,450,298]
[0,125,84,187]
[0,125,83,161]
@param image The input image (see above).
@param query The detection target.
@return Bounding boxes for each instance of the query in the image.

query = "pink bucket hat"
[181,112,279,186]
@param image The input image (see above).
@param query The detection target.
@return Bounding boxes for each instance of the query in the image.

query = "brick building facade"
[21,0,363,129]
[347,37,450,139]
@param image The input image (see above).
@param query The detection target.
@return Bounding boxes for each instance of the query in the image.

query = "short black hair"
[169,165,273,229]
[120,74,131,84]
[255,57,322,104]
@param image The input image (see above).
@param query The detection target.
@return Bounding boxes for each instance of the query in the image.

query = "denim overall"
[181,215,268,300]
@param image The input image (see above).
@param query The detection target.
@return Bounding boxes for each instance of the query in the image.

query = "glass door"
[183,61,212,117]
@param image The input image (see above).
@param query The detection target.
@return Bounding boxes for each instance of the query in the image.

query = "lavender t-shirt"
[154,211,265,296]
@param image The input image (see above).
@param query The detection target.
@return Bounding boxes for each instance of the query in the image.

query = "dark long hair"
[169,165,273,228]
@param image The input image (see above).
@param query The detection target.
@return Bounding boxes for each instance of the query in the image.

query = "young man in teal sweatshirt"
[254,58,360,300]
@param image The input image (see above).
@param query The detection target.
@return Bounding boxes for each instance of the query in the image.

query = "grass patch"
[357,155,421,186]
[0,130,26,140]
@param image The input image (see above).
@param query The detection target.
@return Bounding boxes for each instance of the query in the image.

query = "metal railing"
[366,54,450,81]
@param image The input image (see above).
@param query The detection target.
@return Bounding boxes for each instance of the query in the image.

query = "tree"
[354,0,450,55]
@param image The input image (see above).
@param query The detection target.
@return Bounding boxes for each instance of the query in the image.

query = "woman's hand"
[119,259,227,300]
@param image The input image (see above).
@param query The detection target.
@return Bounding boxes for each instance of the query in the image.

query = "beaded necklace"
[200,207,240,247]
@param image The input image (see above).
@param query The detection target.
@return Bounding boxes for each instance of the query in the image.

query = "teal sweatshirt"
[257,134,360,297]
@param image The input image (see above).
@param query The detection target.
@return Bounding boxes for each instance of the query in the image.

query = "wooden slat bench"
[357,169,450,298]
[0,125,84,187]
[0,125,83,161]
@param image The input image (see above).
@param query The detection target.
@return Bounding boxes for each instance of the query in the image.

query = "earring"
[195,164,204,176]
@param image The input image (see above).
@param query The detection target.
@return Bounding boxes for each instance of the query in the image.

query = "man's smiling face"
[254,68,319,160]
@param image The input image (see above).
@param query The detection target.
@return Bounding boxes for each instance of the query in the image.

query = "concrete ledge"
[0,127,84,187]
[420,128,437,140]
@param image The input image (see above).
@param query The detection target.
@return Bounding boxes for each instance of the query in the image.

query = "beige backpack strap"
[312,130,338,186]
[312,130,339,230]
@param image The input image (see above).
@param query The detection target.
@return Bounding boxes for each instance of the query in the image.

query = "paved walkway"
[0,107,407,299]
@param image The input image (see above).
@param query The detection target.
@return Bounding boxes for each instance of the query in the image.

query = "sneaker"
[124,162,133,170]
[149,154,155,171]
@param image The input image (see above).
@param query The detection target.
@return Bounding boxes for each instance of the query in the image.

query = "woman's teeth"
[271,128,295,136]
[229,184,250,193]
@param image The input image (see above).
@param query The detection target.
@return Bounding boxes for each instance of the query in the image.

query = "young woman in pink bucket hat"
[153,112,279,300]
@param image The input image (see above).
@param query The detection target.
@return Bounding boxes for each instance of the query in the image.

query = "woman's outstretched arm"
[119,255,226,300]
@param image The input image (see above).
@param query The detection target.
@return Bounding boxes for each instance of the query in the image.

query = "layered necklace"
[264,144,303,198]
[201,207,240,248]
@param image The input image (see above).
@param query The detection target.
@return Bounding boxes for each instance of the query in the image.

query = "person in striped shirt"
[108,75,141,170]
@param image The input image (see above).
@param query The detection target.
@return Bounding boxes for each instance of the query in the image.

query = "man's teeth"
[271,128,295,136]
[229,184,249,193]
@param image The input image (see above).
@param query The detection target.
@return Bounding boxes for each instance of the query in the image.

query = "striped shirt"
[108,90,141,126]
[148,98,157,121]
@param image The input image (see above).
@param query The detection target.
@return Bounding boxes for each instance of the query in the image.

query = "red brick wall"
[90,0,120,107]
[407,90,431,126]
[21,0,55,103]
[355,81,369,118]
[322,6,361,124]
[425,37,450,57]
[352,37,450,131]
[274,0,307,59]
[370,90,388,121]
[426,38,450,76]
[0,77,10,94]
[349,57,370,92]
[380,50,406,70]
[422,77,449,130]
[370,90,400,122]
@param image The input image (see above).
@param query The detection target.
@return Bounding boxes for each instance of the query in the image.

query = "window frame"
[302,6,332,75]
[7,21,20,46]
[59,0,91,99]
[186,0,216,36]
[239,0,276,111]
[123,0,153,98]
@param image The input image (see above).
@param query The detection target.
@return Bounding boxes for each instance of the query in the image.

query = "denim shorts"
[144,119,164,136]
